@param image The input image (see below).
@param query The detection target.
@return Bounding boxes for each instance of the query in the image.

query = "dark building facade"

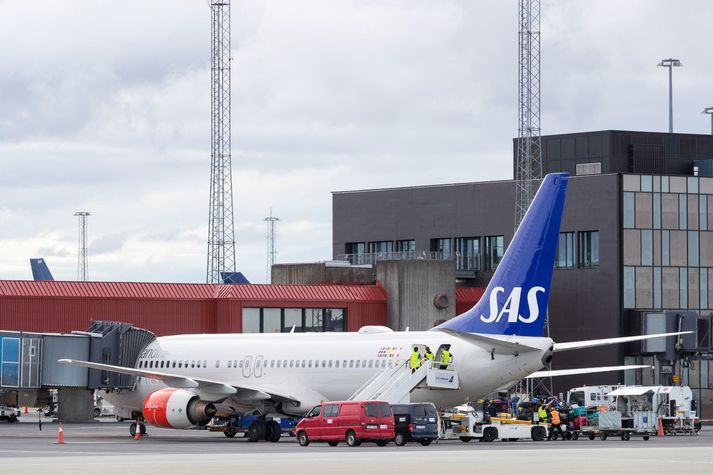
[333,130,713,415]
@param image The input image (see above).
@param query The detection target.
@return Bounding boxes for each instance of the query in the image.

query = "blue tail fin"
[436,173,568,336]
[30,258,54,281]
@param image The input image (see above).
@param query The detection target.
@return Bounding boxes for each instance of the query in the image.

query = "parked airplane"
[61,173,684,441]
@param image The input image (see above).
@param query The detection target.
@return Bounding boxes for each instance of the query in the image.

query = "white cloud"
[1,0,712,283]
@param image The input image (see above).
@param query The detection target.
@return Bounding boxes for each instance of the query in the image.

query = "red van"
[295,400,394,447]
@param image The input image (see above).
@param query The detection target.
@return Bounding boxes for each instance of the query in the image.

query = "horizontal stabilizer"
[553,331,692,352]
[525,365,652,379]
[439,329,539,355]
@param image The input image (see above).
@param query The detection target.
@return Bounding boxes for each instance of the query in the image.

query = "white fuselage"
[103,330,553,417]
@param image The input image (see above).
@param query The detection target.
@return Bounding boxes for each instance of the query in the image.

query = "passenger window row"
[137,358,403,371]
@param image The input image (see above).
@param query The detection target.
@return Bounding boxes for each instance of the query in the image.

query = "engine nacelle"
[143,388,216,429]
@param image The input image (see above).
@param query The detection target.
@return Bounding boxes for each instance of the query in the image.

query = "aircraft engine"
[143,388,216,429]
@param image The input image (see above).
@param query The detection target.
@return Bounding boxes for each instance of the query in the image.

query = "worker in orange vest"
[548,407,564,440]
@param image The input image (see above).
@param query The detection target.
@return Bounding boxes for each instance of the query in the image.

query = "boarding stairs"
[348,361,459,404]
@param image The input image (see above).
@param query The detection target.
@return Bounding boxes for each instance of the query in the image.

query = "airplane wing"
[552,331,692,352]
[58,359,299,404]
[525,365,652,378]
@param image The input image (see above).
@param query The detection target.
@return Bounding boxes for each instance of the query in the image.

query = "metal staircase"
[349,361,459,404]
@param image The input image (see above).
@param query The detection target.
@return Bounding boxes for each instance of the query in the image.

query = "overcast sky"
[1,0,712,284]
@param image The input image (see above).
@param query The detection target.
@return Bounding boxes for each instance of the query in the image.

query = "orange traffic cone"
[657,416,664,437]
[133,420,142,440]
[56,422,65,444]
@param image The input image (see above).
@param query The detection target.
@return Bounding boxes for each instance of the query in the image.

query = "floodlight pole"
[703,107,713,136]
[657,58,682,133]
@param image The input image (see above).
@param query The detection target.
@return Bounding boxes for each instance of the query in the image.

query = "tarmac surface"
[1,419,712,474]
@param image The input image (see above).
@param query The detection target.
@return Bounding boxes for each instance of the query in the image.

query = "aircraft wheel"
[297,431,309,447]
[266,420,281,442]
[247,420,266,442]
[327,441,339,447]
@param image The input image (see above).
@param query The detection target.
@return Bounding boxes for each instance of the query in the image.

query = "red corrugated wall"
[0,281,388,336]
[455,287,486,315]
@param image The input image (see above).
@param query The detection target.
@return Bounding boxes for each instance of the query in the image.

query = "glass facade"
[242,308,346,333]
[555,232,575,269]
[431,238,452,257]
[367,241,393,253]
[454,237,480,271]
[578,231,599,268]
[622,174,712,312]
[484,235,504,271]
[395,239,415,252]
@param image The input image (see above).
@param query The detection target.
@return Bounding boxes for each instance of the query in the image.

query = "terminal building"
[333,130,713,415]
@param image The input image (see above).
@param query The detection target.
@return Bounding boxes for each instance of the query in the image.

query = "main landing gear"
[246,419,281,442]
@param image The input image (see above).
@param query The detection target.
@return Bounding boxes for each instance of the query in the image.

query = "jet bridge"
[0,321,155,420]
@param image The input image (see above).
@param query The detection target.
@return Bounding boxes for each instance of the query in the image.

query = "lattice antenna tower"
[206,0,236,283]
[515,0,543,228]
[516,1,552,397]
[264,208,280,283]
[74,211,90,281]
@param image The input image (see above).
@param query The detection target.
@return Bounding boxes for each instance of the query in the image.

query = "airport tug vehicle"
[440,404,548,442]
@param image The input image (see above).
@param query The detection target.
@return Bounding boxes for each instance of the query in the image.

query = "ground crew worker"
[424,347,434,366]
[537,405,548,424]
[409,346,422,373]
[548,407,564,440]
[439,344,452,369]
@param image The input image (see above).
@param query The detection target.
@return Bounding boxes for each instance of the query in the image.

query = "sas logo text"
[480,286,545,324]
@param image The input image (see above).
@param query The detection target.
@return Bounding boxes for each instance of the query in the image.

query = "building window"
[641,175,653,192]
[367,241,393,253]
[578,231,599,268]
[623,192,635,228]
[624,267,635,308]
[242,308,260,333]
[641,230,653,266]
[654,267,662,309]
[679,194,687,229]
[700,195,708,231]
[661,176,669,192]
[395,239,415,252]
[701,269,708,310]
[325,308,344,332]
[653,193,661,229]
[555,232,575,269]
[662,230,670,266]
[680,268,688,309]
[243,308,346,334]
[689,232,700,267]
[484,236,504,271]
[345,242,366,264]
[454,237,480,271]
[283,308,302,332]
[431,238,452,258]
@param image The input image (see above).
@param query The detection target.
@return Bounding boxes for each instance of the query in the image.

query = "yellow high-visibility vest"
[410,352,421,369]
[440,349,451,364]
